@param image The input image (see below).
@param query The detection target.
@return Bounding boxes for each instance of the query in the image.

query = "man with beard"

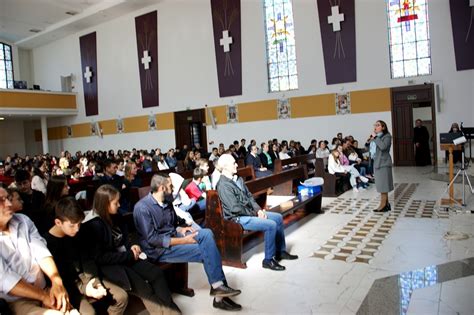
[133,174,242,311]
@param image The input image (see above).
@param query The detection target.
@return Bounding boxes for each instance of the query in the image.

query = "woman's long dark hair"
[377,120,389,135]
[93,184,119,226]
[45,175,67,206]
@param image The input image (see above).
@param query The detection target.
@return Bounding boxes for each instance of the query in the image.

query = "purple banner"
[317,0,356,85]
[211,0,242,97]
[79,32,98,116]
[135,11,159,108]
[449,0,474,71]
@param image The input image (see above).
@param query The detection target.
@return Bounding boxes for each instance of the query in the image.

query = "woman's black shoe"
[374,203,390,212]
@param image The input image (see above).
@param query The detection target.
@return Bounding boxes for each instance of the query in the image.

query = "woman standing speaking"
[369,120,394,212]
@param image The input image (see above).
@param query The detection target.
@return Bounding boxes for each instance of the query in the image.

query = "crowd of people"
[1,127,393,314]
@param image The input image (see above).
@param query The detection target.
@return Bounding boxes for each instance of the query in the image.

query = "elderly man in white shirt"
[0,187,70,315]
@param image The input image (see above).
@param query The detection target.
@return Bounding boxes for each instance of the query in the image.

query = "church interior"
[0,0,473,314]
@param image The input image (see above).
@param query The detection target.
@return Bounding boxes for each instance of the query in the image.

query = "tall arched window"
[264,0,298,92]
[387,0,431,79]
[0,42,14,89]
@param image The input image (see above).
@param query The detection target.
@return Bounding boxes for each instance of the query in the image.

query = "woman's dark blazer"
[80,216,136,291]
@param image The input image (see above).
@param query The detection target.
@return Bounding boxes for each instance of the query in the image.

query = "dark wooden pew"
[206,165,322,268]
[315,158,350,197]
[273,153,316,176]
[236,165,256,181]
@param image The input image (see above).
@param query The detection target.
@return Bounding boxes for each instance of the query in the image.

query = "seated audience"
[157,154,170,171]
[245,145,272,178]
[133,174,242,311]
[316,140,330,167]
[39,175,70,235]
[259,143,275,171]
[0,187,70,315]
[14,169,45,226]
[31,167,48,195]
[81,185,180,314]
[237,139,247,158]
[279,144,291,160]
[208,147,219,164]
[216,154,298,271]
[184,151,196,171]
[123,161,141,188]
[169,172,201,230]
[165,149,178,169]
[6,188,23,213]
[45,197,128,314]
[328,147,367,192]
[183,168,207,212]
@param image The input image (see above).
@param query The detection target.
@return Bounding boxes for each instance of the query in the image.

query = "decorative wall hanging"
[335,92,351,115]
[135,11,159,107]
[79,32,99,116]
[316,0,357,84]
[449,0,474,70]
[210,0,242,97]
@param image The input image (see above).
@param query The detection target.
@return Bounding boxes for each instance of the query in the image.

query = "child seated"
[184,168,207,212]
[44,197,128,315]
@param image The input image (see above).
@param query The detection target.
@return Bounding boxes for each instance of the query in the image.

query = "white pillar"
[40,116,49,154]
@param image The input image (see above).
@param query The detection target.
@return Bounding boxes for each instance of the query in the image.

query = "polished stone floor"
[135,166,474,314]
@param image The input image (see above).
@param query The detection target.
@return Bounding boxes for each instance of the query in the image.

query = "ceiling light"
[0,117,5,121]
[66,11,79,16]
[29,29,42,33]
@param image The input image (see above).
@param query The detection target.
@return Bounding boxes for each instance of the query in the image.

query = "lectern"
[440,143,463,205]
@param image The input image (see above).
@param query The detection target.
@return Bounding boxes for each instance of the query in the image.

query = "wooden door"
[174,109,208,152]
[392,103,415,165]
[391,84,437,166]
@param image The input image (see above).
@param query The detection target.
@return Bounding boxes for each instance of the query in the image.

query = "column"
[40,116,49,154]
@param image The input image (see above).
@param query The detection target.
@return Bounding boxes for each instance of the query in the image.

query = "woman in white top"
[316,141,330,167]
[279,144,291,160]
[328,146,366,192]
[31,167,48,194]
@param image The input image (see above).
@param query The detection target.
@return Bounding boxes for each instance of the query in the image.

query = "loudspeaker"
[206,105,217,129]
[435,82,442,112]
[95,122,103,138]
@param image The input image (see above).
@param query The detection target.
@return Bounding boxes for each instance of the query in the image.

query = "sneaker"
[213,297,242,311]
[359,176,369,183]
[353,187,359,193]
[210,285,241,297]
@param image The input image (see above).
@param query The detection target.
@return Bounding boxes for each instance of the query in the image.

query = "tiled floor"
[136,166,474,314]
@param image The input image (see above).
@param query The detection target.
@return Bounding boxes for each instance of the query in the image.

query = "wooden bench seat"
[273,153,316,177]
[315,158,350,197]
[206,165,322,268]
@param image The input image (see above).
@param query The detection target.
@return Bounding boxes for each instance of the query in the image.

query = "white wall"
[18,48,33,88]
[23,120,42,156]
[0,120,26,159]
[413,107,432,124]
[28,0,473,157]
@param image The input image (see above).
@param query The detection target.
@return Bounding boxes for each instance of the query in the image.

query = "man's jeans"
[238,212,286,261]
[157,228,225,285]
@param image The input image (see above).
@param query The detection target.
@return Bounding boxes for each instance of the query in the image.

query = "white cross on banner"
[141,50,152,70]
[84,66,93,83]
[220,30,233,52]
[328,5,344,32]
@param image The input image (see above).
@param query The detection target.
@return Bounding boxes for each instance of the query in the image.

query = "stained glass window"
[0,42,14,89]
[264,0,298,92]
[387,0,431,79]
